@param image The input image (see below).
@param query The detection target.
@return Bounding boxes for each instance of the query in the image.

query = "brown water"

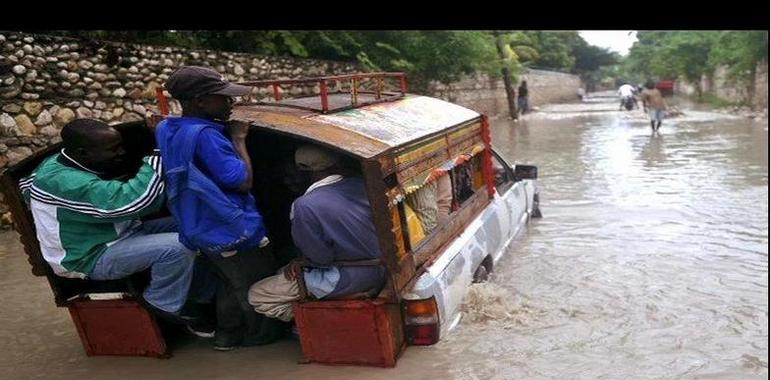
[1,92,767,379]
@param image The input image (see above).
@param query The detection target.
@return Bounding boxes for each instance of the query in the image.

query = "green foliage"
[622,31,767,88]
[506,32,540,65]
[571,38,618,74]
[304,31,503,90]
[709,31,768,82]
[517,31,580,71]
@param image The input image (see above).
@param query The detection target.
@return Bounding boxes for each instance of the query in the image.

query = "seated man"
[248,145,386,323]
[20,118,212,335]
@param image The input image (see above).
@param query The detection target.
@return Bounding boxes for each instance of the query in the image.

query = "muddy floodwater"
[1,92,767,379]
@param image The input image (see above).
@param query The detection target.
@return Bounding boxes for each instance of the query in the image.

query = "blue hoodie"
[156,116,266,253]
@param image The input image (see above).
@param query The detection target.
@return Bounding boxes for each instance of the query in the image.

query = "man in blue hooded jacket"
[156,66,284,351]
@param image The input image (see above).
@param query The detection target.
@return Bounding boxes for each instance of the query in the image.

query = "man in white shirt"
[617,83,638,110]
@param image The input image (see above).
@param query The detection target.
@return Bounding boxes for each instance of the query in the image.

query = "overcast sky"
[579,31,638,56]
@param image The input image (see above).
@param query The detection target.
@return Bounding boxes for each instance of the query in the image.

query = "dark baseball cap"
[165,65,251,100]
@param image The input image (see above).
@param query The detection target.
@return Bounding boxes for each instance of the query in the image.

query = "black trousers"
[208,245,278,339]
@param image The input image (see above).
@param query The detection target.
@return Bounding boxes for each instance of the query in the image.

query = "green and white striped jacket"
[20,150,165,279]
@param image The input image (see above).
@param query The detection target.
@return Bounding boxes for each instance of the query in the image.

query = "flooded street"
[1,92,767,379]
[440,92,768,379]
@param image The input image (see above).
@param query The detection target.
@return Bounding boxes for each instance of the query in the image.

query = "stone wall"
[0,31,361,226]
[0,32,360,166]
[428,68,582,117]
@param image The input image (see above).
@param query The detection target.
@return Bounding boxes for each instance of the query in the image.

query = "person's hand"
[284,260,303,281]
[226,120,250,141]
[146,114,165,132]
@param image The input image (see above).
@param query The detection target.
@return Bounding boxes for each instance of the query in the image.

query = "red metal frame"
[320,80,329,111]
[68,298,168,358]
[656,80,674,90]
[154,73,408,116]
[480,115,495,198]
[293,298,405,367]
[238,72,407,114]
[156,88,169,116]
[656,80,675,96]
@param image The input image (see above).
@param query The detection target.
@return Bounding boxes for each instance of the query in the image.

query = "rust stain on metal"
[231,106,390,159]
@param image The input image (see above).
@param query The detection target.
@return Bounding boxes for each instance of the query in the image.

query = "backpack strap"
[176,123,209,164]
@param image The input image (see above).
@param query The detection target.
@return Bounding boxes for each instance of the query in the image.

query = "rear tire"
[473,265,489,283]
[532,193,542,218]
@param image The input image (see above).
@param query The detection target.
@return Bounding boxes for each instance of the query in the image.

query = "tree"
[526,31,580,71]
[708,31,768,103]
[571,38,618,91]
[624,31,767,102]
[493,31,518,119]
[624,31,718,98]
[507,32,540,66]
[662,32,719,97]
[572,39,618,73]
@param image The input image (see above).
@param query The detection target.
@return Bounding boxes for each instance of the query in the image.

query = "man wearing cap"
[248,145,386,323]
[157,65,281,351]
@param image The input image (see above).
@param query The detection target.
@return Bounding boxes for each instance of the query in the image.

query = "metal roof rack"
[236,72,407,114]
[156,72,408,116]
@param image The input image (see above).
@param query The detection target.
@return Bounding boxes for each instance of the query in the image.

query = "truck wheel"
[473,265,489,283]
[532,193,542,218]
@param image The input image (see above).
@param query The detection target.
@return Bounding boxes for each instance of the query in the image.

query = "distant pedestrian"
[517,80,529,115]
[641,80,668,133]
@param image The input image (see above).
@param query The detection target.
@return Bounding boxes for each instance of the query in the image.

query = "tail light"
[403,297,440,345]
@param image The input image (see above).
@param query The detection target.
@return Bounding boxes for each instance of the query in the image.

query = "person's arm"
[19,171,37,205]
[38,154,165,222]
[226,120,253,193]
[195,126,250,192]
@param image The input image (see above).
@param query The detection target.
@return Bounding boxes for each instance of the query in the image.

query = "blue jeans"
[89,217,212,313]
[518,96,529,114]
[648,109,665,121]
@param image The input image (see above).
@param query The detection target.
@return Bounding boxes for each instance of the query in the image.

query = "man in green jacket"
[21,119,212,334]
